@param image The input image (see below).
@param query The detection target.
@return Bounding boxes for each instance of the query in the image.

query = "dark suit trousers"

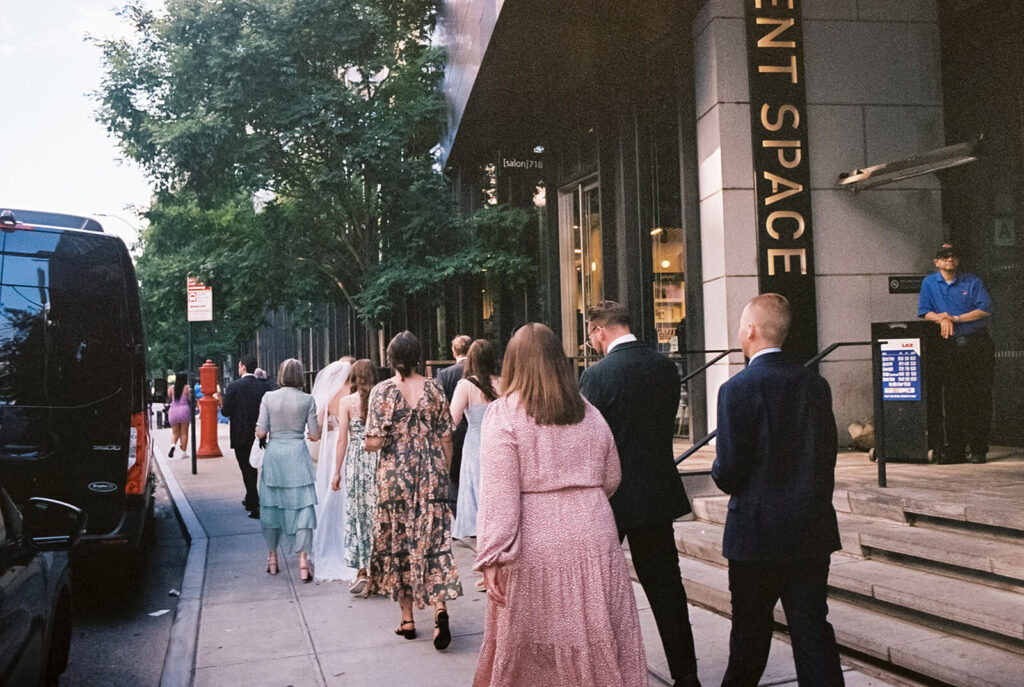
[936,331,994,457]
[234,439,259,509]
[620,521,698,680]
[722,556,844,687]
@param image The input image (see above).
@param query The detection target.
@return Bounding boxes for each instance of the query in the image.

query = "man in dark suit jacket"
[220,354,269,519]
[712,293,844,687]
[436,335,471,516]
[579,301,700,687]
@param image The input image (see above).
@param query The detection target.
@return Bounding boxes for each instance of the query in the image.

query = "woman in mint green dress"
[256,358,321,582]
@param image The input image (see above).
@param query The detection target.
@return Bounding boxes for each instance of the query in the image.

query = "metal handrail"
[680,348,740,386]
[675,341,872,466]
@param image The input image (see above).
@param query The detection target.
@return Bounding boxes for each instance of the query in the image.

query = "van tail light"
[126,411,149,496]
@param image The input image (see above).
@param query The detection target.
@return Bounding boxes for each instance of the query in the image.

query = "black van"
[0,209,154,551]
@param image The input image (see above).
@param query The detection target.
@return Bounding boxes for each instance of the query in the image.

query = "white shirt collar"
[606,333,637,354]
[749,347,782,363]
[455,356,467,362]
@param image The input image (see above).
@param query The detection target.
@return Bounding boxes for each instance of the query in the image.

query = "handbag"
[249,436,267,469]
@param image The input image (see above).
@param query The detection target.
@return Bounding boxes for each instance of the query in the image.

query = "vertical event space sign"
[879,338,921,401]
[187,277,213,322]
[745,0,817,361]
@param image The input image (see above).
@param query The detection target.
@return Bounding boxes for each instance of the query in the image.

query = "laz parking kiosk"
[871,320,942,486]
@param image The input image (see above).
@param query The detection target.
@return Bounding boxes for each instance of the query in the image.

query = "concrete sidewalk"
[153,424,894,686]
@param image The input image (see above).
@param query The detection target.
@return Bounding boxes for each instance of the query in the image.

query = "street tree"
[96,0,447,311]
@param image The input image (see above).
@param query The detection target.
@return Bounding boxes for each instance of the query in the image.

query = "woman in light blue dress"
[450,339,501,539]
[256,358,321,582]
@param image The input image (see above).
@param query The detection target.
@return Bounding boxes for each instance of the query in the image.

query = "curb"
[154,444,208,687]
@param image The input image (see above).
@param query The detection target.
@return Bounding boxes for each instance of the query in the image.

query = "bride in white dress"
[309,359,357,582]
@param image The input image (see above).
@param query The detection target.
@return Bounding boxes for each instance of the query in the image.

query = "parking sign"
[187,277,213,321]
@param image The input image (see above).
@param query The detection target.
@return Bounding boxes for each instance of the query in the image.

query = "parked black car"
[0,479,85,686]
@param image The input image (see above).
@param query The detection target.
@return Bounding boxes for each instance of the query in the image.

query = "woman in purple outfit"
[167,373,192,457]
[473,323,646,687]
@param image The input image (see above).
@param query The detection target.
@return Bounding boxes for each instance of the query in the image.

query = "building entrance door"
[558,180,603,359]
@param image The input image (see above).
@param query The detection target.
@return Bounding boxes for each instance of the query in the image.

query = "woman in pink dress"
[167,373,192,457]
[473,323,647,687]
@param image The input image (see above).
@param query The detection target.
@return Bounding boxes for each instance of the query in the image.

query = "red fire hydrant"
[197,359,223,458]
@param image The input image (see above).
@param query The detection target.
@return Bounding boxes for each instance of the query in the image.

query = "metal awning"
[835,136,982,192]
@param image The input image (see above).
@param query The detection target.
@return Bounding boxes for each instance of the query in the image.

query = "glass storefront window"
[558,179,602,358]
[652,227,685,354]
[643,77,688,436]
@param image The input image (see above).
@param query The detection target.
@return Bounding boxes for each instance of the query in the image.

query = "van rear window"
[0,229,128,407]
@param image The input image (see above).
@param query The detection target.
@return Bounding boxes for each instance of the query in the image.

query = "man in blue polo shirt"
[918,244,994,464]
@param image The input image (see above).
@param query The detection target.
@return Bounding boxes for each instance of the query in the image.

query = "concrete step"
[843,514,1024,585]
[692,492,860,525]
[828,554,1024,645]
[840,485,1024,535]
[675,520,1024,646]
[667,553,1024,687]
[695,490,1024,583]
[690,494,728,525]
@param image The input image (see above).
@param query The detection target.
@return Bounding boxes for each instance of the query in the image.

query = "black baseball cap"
[935,244,958,259]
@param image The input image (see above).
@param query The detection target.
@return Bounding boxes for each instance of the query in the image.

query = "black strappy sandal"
[433,609,451,650]
[394,619,416,640]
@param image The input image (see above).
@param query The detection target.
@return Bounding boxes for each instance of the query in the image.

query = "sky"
[0,1,163,248]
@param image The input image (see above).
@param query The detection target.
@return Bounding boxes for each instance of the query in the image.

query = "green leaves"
[96,0,535,366]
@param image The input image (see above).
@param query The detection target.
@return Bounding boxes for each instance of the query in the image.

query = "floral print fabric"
[365,378,462,608]
[344,412,379,570]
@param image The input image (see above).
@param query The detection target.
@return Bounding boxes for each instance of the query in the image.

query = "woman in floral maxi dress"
[364,331,462,651]
[332,358,380,595]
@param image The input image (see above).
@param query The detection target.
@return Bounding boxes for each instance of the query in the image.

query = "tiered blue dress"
[257,387,320,554]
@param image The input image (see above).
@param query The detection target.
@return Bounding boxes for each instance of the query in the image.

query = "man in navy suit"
[712,294,844,686]
[220,354,269,519]
[580,300,700,687]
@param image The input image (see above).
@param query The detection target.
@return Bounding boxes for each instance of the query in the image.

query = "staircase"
[666,457,1024,686]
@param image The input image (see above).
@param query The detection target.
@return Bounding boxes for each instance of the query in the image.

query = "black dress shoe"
[248,509,260,519]
[936,451,966,464]
[968,453,987,464]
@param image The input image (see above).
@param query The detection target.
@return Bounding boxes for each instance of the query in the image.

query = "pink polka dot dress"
[472,395,647,687]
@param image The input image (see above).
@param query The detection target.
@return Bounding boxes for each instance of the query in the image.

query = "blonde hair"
[501,323,585,426]
[746,293,791,346]
[277,358,305,388]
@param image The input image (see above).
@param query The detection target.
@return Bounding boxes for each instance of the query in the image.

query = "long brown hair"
[465,339,499,401]
[501,323,585,425]
[349,359,376,424]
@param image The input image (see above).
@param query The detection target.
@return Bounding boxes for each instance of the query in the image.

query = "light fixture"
[836,137,982,192]
[591,261,597,272]
[533,145,545,154]
[660,260,671,269]
[650,227,663,236]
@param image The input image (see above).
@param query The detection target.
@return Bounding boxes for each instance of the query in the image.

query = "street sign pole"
[189,321,197,475]
[186,276,213,475]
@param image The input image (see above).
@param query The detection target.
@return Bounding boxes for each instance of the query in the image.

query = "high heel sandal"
[266,553,279,575]
[433,609,451,650]
[394,619,416,640]
[299,560,312,583]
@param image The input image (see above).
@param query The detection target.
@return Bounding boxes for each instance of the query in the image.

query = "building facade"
[441,0,1022,446]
